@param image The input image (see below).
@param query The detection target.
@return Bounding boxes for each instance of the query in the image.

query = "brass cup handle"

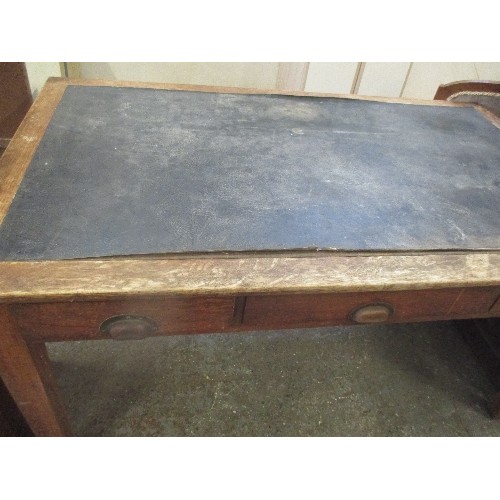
[349,303,393,324]
[100,315,158,340]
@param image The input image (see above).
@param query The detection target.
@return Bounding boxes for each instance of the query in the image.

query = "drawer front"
[242,288,466,329]
[13,296,236,341]
[449,286,500,316]
[490,296,500,315]
[11,287,500,341]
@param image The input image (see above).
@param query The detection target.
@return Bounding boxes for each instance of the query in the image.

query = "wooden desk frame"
[0,78,499,436]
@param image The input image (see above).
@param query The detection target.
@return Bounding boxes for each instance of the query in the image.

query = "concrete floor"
[47,321,500,436]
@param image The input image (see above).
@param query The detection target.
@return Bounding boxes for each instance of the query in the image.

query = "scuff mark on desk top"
[0,86,498,261]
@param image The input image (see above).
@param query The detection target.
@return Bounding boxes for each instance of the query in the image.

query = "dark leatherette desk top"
[0,78,499,436]
[0,83,499,260]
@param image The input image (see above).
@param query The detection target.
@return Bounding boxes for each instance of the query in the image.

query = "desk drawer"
[13,296,236,341]
[448,286,500,316]
[242,288,467,329]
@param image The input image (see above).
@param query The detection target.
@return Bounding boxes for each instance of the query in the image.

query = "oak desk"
[0,78,499,436]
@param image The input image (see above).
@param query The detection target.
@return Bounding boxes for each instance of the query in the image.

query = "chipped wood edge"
[0,78,68,224]
[64,77,476,108]
[0,78,499,303]
[472,104,500,129]
[0,252,499,303]
[67,77,500,129]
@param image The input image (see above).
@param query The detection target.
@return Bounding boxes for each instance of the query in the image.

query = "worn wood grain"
[0,63,33,139]
[474,106,500,129]
[0,78,67,224]
[0,77,499,434]
[63,77,478,107]
[0,252,499,303]
[243,287,499,330]
[0,305,71,436]
[11,287,498,342]
[449,287,500,316]
[14,296,236,342]
[12,285,500,343]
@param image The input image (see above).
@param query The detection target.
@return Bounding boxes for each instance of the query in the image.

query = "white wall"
[401,62,478,99]
[306,62,500,100]
[25,62,62,97]
[475,63,500,80]
[80,62,280,89]
[305,63,359,94]
[357,63,411,98]
[29,62,500,101]
[402,62,500,99]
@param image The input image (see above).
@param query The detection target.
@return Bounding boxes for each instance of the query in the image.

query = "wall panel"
[357,62,411,98]
[80,62,280,89]
[305,62,359,94]
[401,63,478,99]
[474,63,500,81]
[25,62,62,97]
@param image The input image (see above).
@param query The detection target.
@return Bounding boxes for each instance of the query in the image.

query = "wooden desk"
[0,62,33,436]
[0,78,499,436]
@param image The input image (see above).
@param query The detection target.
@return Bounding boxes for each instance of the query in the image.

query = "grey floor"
[47,321,500,436]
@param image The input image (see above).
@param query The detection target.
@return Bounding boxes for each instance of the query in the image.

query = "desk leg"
[0,306,71,436]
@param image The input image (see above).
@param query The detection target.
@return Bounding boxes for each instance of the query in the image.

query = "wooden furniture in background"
[75,62,500,99]
[0,62,33,436]
[434,80,500,118]
[0,79,499,436]
[0,63,33,156]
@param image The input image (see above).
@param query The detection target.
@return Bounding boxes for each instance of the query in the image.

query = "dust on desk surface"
[0,86,498,261]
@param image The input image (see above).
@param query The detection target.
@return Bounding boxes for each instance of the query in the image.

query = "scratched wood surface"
[0,252,499,303]
[0,80,499,261]
[0,305,71,435]
[0,78,67,225]
[0,79,498,301]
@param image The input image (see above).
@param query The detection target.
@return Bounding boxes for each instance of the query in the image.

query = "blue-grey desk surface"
[0,86,498,261]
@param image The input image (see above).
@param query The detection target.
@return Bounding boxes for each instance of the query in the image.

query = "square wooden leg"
[0,305,71,436]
